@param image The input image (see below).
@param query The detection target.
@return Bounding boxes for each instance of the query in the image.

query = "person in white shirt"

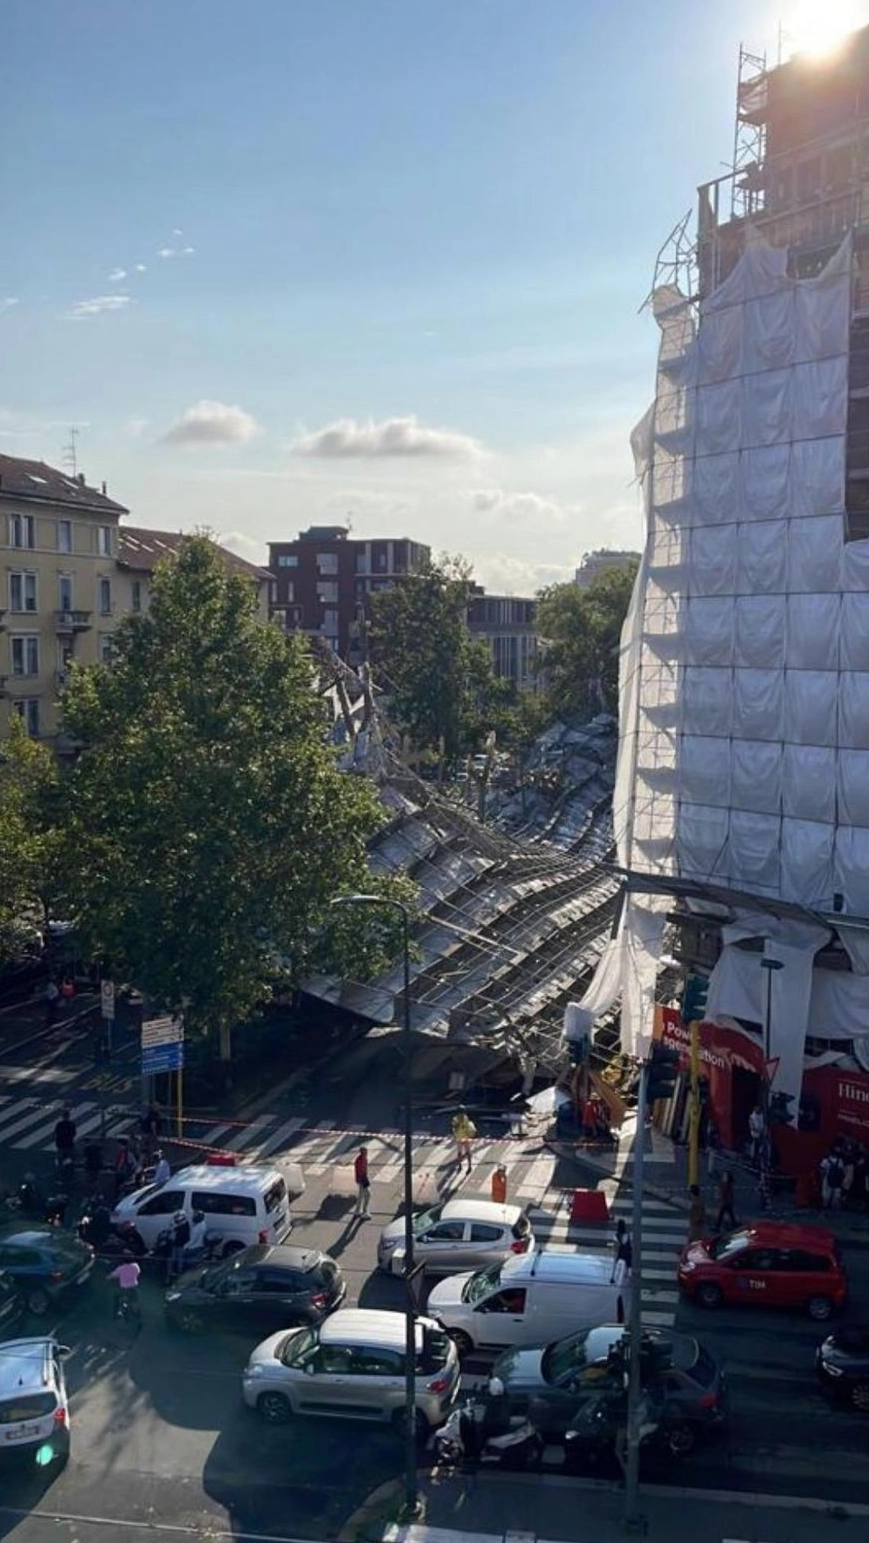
[153,1151,171,1187]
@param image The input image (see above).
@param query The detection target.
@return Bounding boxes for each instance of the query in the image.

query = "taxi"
[678,1221,846,1322]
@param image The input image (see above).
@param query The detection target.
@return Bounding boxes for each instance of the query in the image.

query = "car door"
[467,1221,508,1269]
[247,1267,304,1330]
[727,1246,777,1306]
[343,1345,405,1420]
[417,1218,468,1272]
[131,1189,186,1248]
[473,1287,528,1349]
[294,1342,353,1415]
[215,1266,260,1329]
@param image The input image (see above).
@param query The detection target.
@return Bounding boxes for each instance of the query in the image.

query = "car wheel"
[178,1308,204,1335]
[26,1287,50,1316]
[663,1421,696,1458]
[257,1392,293,1425]
[850,1381,869,1412]
[696,1282,722,1310]
[392,1405,430,1445]
[807,1294,833,1322]
[448,1329,474,1358]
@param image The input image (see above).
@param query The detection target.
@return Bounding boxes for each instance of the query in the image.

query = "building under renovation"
[580,26,869,1170]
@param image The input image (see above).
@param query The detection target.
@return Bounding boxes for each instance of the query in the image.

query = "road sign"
[142,1042,184,1076]
[100,979,115,1021]
[141,1016,184,1048]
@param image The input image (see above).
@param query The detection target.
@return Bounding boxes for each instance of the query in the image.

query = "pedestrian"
[108,1253,141,1319]
[715,1170,738,1233]
[611,1218,633,1282]
[353,1146,371,1217]
[168,1210,191,1282]
[825,1148,845,1211]
[153,1150,171,1188]
[748,1106,765,1168]
[60,977,75,1003]
[44,979,60,1028]
[688,1183,706,1242]
[54,1105,76,1174]
[140,1105,161,1161]
[451,1107,476,1173]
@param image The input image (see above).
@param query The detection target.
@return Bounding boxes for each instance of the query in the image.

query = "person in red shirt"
[353,1147,370,1218]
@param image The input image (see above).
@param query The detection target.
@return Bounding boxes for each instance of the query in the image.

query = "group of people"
[52,1103,169,1201]
[820,1139,868,1211]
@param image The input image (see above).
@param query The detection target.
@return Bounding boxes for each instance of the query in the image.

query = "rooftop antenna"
[62,426,79,478]
[346,511,354,531]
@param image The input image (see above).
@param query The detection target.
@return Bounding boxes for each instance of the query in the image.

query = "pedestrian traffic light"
[768,1091,796,1127]
[646,1043,680,1103]
[682,973,710,1024]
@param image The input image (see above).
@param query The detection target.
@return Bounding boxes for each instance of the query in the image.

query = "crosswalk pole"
[624,1059,647,1531]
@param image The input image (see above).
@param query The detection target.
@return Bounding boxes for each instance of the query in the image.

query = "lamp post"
[330,893,418,1519]
[760,955,784,1116]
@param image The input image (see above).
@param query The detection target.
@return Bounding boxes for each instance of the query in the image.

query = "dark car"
[817,1327,869,1411]
[492,1323,727,1445]
[0,1271,25,1338]
[164,1243,345,1335]
[0,1226,94,1316]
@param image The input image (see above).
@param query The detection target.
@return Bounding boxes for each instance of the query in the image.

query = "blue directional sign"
[142,1042,184,1076]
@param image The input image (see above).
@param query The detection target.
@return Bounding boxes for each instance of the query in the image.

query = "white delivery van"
[111,1163,292,1256]
[427,1249,629,1354]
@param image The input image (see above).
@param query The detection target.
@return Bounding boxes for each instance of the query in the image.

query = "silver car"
[378,1198,534,1276]
[242,1308,459,1438]
[0,1338,71,1467]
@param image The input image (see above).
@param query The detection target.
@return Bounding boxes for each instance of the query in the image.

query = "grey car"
[242,1308,460,1439]
[377,1199,533,1275]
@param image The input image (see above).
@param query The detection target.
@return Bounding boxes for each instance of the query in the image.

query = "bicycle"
[113,1287,141,1325]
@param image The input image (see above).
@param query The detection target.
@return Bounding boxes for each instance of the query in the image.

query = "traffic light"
[769,1091,796,1127]
[646,1043,680,1103]
[682,973,709,1024]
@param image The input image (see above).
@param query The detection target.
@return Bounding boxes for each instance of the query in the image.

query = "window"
[316,581,338,603]
[11,636,39,676]
[482,1289,527,1314]
[258,1271,301,1294]
[470,1223,504,1243]
[347,1346,403,1377]
[9,513,35,549]
[316,552,338,575]
[57,520,72,554]
[9,573,37,613]
[190,1190,257,1217]
[736,1249,776,1271]
[137,1189,185,1217]
[277,554,298,568]
[12,699,40,737]
[423,1221,465,1242]
[283,582,295,603]
[323,608,338,629]
[58,574,73,613]
[98,577,112,615]
[263,1178,286,1213]
[98,633,114,664]
[131,580,142,613]
[98,525,113,556]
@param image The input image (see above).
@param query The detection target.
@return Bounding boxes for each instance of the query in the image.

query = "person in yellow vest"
[451,1107,476,1173]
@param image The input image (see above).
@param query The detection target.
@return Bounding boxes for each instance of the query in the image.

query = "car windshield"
[462,1262,503,1303]
[708,1228,754,1261]
[0,1393,55,1424]
[199,1256,244,1292]
[541,1329,596,1384]
[412,1206,442,1237]
[279,1327,318,1368]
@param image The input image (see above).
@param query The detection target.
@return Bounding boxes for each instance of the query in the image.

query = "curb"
[336,1478,406,1543]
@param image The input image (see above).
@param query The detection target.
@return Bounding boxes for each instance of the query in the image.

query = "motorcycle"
[563,1388,694,1476]
[5,1176,68,1227]
[434,1380,542,1470]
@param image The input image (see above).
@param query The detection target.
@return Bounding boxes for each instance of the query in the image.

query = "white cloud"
[172,228,183,237]
[135,263,147,273]
[217,529,267,564]
[123,417,149,439]
[157,245,195,259]
[161,399,261,447]
[0,297,19,316]
[108,267,127,283]
[471,488,567,523]
[470,551,573,596]
[64,294,131,321]
[291,414,484,460]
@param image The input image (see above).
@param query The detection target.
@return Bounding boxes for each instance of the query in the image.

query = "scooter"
[563,1389,694,1476]
[434,1381,542,1470]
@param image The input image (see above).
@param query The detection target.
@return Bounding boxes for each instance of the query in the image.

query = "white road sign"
[100,979,115,1021]
[141,1016,184,1048]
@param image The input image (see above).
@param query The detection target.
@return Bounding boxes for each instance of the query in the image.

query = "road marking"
[251,1115,307,1159]
[0,1064,69,1085]
[16,1099,96,1150]
[223,1113,274,1152]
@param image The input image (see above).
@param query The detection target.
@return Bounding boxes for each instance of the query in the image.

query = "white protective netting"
[576,233,869,1057]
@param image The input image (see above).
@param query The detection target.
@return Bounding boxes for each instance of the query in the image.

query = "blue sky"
[1,0,864,591]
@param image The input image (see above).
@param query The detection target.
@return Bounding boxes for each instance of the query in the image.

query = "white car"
[377,1198,534,1275]
[0,1338,71,1467]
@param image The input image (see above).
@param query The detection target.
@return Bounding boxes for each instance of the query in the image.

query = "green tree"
[57,536,404,1065]
[367,554,512,764]
[536,561,638,721]
[0,717,62,961]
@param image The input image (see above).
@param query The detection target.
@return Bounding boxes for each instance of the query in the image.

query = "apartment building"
[269,526,429,664]
[116,527,271,622]
[466,590,539,691]
[0,455,127,743]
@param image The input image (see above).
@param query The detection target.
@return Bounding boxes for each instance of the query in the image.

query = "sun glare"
[787,0,868,59]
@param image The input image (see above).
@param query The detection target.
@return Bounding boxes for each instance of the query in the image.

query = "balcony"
[55,609,92,633]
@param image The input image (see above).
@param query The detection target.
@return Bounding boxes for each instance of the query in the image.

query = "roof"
[118,527,271,582]
[319,1308,424,1349]
[440,1199,523,1224]
[0,455,128,514]
[173,1163,281,1189]
[0,1339,53,1398]
[729,1221,836,1246]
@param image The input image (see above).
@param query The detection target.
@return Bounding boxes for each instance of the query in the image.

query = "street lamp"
[330,893,419,1519]
[760,955,784,1115]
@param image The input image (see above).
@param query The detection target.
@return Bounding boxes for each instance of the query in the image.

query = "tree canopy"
[535,562,639,721]
[0,716,62,958]
[57,535,405,1054]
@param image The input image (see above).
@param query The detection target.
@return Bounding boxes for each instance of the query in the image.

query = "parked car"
[678,1222,847,1321]
[0,1338,71,1467]
[0,1271,25,1339]
[0,1226,94,1316]
[165,1243,345,1334]
[377,1199,533,1276]
[492,1323,727,1444]
[428,1249,628,1354]
[242,1308,459,1438]
[112,1163,291,1256]
[817,1327,869,1411]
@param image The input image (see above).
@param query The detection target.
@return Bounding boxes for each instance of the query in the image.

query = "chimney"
[77,472,85,487]
[101,481,107,496]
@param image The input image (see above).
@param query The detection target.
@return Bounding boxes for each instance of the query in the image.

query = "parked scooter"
[434,1379,542,1470]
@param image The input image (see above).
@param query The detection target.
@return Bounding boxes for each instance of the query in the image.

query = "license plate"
[4,1424,37,1442]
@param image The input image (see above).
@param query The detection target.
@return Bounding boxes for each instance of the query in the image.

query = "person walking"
[168,1210,191,1282]
[44,979,60,1028]
[140,1105,161,1161]
[54,1105,76,1175]
[715,1170,738,1233]
[451,1107,476,1173]
[826,1148,846,1211]
[611,1218,633,1282]
[748,1106,765,1168]
[353,1146,371,1218]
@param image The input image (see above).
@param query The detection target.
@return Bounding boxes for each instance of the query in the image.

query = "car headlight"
[244,1363,268,1379]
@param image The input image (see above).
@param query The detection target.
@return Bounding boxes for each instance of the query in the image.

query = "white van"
[111,1164,292,1256]
[426,1249,629,1354]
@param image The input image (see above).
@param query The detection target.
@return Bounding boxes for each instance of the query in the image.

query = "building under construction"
[580,26,869,1173]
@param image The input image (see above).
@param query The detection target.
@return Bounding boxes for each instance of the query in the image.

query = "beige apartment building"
[0,454,127,744]
[116,526,271,623]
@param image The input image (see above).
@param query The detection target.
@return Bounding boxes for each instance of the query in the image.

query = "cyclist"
[108,1253,141,1319]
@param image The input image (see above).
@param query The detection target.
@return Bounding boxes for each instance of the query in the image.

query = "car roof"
[0,1338,54,1398]
[172,1164,282,1192]
[319,1309,423,1351]
[440,1199,523,1225]
[259,1245,326,1272]
[503,1249,618,1285]
[735,1221,836,1248]
[0,1225,59,1248]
